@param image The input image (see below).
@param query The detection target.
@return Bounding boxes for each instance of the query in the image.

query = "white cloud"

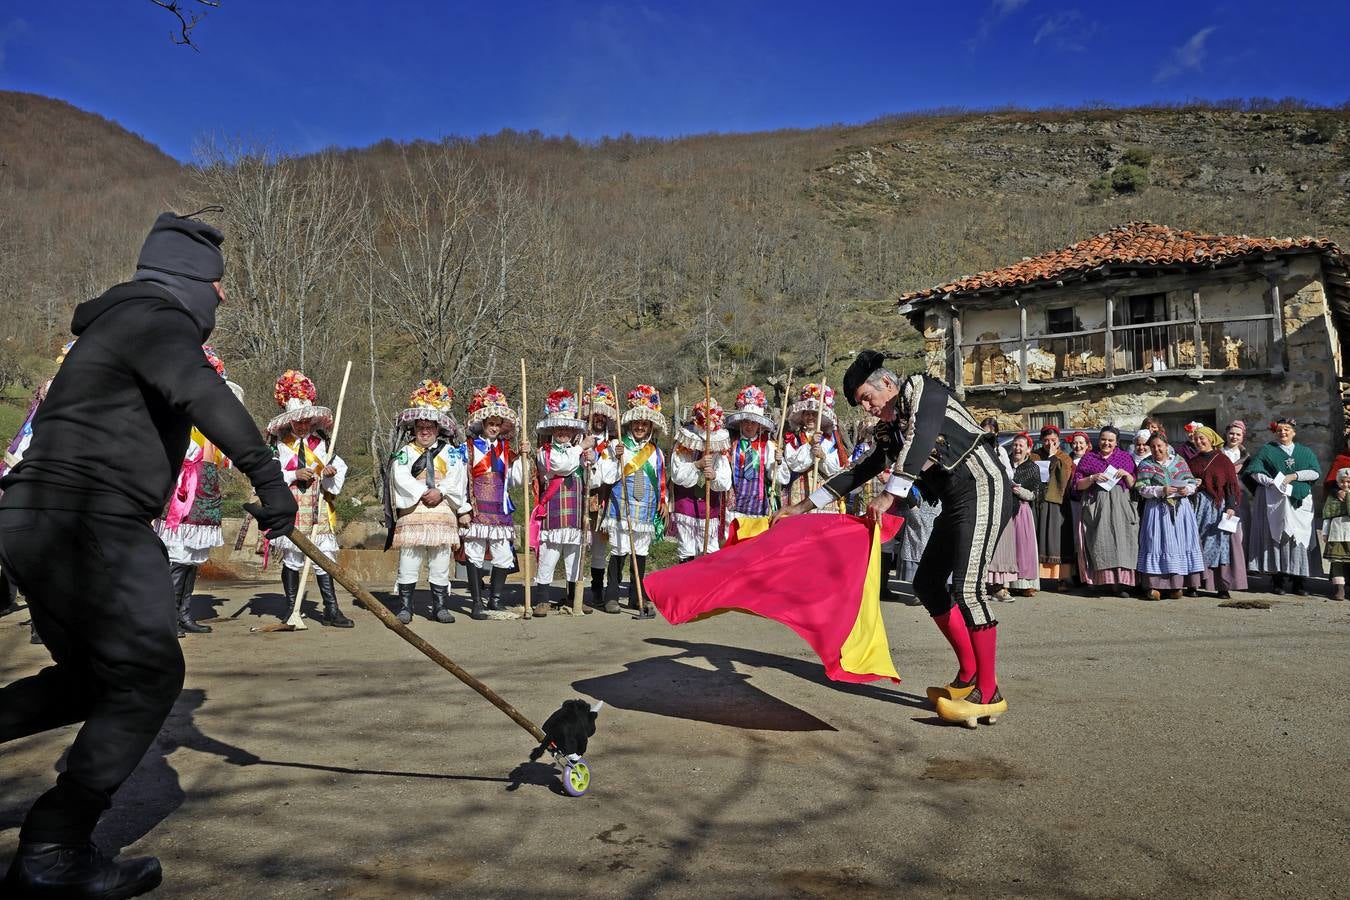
[969,0,1031,49]
[1032,10,1097,52]
[1154,25,1218,82]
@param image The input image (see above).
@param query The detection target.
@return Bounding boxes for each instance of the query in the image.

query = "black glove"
[244,482,298,539]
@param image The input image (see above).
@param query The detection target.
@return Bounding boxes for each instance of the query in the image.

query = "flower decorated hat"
[398,379,461,438]
[466,385,518,436]
[787,382,837,432]
[581,383,620,432]
[725,384,775,431]
[677,397,731,453]
[621,384,668,433]
[267,370,334,436]
[536,388,585,435]
[202,344,244,403]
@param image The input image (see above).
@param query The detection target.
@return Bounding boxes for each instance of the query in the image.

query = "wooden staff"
[574,374,588,616]
[285,528,546,742]
[702,377,713,555]
[808,373,829,496]
[519,358,533,621]
[256,360,353,633]
[770,367,793,510]
[612,374,649,615]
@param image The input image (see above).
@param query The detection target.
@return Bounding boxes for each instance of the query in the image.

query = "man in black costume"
[777,351,1016,727]
[0,212,297,898]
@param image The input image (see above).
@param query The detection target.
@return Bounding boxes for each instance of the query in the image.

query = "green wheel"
[562,758,591,797]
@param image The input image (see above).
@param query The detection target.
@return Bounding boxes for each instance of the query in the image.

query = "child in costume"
[581,384,619,608]
[266,370,354,628]
[670,397,732,561]
[600,385,667,617]
[384,380,470,624]
[155,345,242,636]
[725,385,778,539]
[532,389,595,615]
[780,383,848,512]
[463,385,526,618]
[1321,468,1350,601]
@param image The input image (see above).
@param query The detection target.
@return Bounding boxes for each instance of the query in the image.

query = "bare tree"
[149,0,220,50]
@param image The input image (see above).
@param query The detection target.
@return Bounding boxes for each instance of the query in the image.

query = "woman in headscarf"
[1066,430,1092,586]
[1243,418,1321,595]
[1134,433,1205,600]
[1222,419,1252,538]
[1073,426,1139,596]
[1184,424,1247,598]
[1320,467,1350,601]
[1322,431,1350,500]
[1031,425,1074,591]
[1130,429,1152,466]
[986,433,1040,597]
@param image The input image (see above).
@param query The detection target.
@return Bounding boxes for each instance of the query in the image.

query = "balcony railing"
[958,315,1274,390]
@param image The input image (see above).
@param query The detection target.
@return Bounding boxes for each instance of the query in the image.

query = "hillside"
[0,93,1347,487]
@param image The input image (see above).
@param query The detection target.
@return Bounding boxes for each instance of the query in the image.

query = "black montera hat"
[842,349,887,406]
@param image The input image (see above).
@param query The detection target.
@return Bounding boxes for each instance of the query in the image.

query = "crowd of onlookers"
[879,416,1350,602]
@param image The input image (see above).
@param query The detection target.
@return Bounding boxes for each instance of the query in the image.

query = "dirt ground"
[2,576,1348,899]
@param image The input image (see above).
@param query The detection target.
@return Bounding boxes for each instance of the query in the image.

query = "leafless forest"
[1,91,1346,489]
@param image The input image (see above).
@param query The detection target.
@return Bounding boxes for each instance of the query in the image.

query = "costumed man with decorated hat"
[531,389,596,615]
[780,383,849,512]
[155,345,245,637]
[581,384,619,609]
[724,385,779,539]
[383,380,470,625]
[463,385,527,618]
[777,351,1017,728]
[671,396,733,561]
[599,385,667,616]
[266,370,355,628]
[0,211,296,896]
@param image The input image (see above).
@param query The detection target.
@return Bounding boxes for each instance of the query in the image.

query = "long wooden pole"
[612,374,648,615]
[519,358,533,620]
[771,367,793,511]
[286,528,546,742]
[702,377,713,554]
[808,373,829,496]
[574,374,588,616]
[258,360,352,633]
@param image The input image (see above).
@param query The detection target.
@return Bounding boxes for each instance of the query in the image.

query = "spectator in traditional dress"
[1031,425,1074,591]
[1222,419,1252,537]
[1072,426,1138,596]
[1130,429,1152,466]
[1183,424,1247,598]
[1320,468,1350,601]
[1243,418,1320,596]
[986,433,1040,598]
[1134,434,1205,600]
[1322,432,1350,499]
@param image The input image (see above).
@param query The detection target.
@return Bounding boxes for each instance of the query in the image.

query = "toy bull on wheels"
[256,513,600,796]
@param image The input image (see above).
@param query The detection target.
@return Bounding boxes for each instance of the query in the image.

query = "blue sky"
[1,1,1345,161]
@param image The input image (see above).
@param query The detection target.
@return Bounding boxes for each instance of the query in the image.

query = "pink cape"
[645,513,903,683]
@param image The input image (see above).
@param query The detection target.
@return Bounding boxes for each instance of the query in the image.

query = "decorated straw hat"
[725,384,775,431]
[581,383,620,428]
[787,382,837,431]
[397,379,461,437]
[536,388,585,435]
[620,384,668,433]
[676,397,731,453]
[266,370,334,436]
[465,385,518,436]
[201,344,244,403]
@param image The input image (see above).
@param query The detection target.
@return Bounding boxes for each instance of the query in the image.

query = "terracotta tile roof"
[899,222,1346,304]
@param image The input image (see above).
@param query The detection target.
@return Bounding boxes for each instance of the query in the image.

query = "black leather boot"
[489,566,507,611]
[466,563,489,620]
[395,582,416,625]
[316,573,354,627]
[430,582,455,623]
[280,566,301,620]
[173,563,211,635]
[1271,573,1286,595]
[3,841,162,899]
[589,566,606,608]
[633,555,656,619]
[604,555,624,614]
[1291,575,1308,596]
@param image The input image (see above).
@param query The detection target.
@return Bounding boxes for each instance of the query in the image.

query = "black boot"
[3,841,162,899]
[604,555,624,614]
[489,566,507,612]
[29,622,42,645]
[466,563,489,620]
[173,563,211,635]
[1271,573,1286,596]
[633,555,656,619]
[430,582,455,623]
[1291,575,1308,597]
[589,566,606,608]
[280,566,301,620]
[316,573,354,627]
[395,582,416,625]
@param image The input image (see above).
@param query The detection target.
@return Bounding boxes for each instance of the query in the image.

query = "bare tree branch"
[149,0,220,50]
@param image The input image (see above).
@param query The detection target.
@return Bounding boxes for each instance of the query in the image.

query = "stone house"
[897,222,1350,464]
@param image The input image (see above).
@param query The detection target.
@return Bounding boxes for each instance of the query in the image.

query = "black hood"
[71,282,197,337]
[131,270,217,339]
[131,211,226,341]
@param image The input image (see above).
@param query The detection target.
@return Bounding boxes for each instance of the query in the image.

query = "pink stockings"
[932,607,998,697]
